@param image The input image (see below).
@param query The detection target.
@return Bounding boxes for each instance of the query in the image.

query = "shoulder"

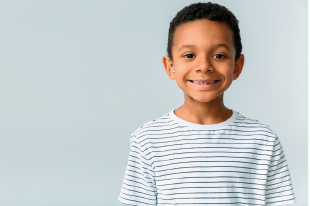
[130,110,173,140]
[235,111,278,140]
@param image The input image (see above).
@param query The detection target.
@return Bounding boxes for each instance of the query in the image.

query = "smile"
[188,80,220,84]
[187,79,221,88]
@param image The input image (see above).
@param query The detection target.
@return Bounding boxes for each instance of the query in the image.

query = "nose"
[195,56,214,73]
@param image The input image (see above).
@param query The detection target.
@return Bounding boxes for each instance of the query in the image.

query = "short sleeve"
[118,135,157,205]
[265,136,297,206]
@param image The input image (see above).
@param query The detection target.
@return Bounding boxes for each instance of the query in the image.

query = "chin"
[196,98,217,103]
[187,94,218,103]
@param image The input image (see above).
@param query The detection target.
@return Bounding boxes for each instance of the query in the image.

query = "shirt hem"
[118,196,155,206]
[265,198,297,206]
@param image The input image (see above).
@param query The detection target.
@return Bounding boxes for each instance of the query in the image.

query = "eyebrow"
[177,45,196,52]
[177,43,231,52]
[214,43,231,51]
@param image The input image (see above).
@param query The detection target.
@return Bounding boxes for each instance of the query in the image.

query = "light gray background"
[0,0,307,205]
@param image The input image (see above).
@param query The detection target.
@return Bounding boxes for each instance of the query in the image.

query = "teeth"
[192,80,217,84]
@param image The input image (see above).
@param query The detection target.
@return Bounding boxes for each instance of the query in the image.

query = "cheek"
[220,63,235,78]
[175,72,187,86]
[174,71,189,90]
[222,72,235,90]
[224,70,234,81]
[174,64,187,80]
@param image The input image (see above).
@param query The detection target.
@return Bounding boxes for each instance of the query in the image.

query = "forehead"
[173,19,235,53]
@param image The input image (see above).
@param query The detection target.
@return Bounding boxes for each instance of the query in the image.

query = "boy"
[118,2,296,206]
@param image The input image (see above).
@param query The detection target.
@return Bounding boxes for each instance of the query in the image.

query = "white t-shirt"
[118,109,297,206]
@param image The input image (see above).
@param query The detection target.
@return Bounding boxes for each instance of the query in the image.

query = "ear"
[162,55,175,80]
[233,54,245,80]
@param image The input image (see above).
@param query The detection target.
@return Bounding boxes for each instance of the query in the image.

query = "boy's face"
[163,19,244,104]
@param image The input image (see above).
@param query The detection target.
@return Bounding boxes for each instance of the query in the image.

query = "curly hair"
[167,2,242,62]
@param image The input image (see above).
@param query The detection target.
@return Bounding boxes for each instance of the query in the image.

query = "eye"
[213,54,226,59]
[184,54,195,59]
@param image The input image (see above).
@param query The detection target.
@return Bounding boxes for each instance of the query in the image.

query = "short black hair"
[167,2,242,62]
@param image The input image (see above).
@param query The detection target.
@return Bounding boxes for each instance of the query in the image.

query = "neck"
[174,93,232,125]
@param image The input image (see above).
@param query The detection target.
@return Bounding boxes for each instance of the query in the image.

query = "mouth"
[187,79,221,89]
[187,80,221,84]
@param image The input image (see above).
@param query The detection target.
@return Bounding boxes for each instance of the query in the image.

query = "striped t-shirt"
[118,109,296,206]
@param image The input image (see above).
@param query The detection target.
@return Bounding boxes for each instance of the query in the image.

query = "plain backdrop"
[0,0,307,205]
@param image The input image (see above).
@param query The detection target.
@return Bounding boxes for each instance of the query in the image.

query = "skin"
[162,19,245,125]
